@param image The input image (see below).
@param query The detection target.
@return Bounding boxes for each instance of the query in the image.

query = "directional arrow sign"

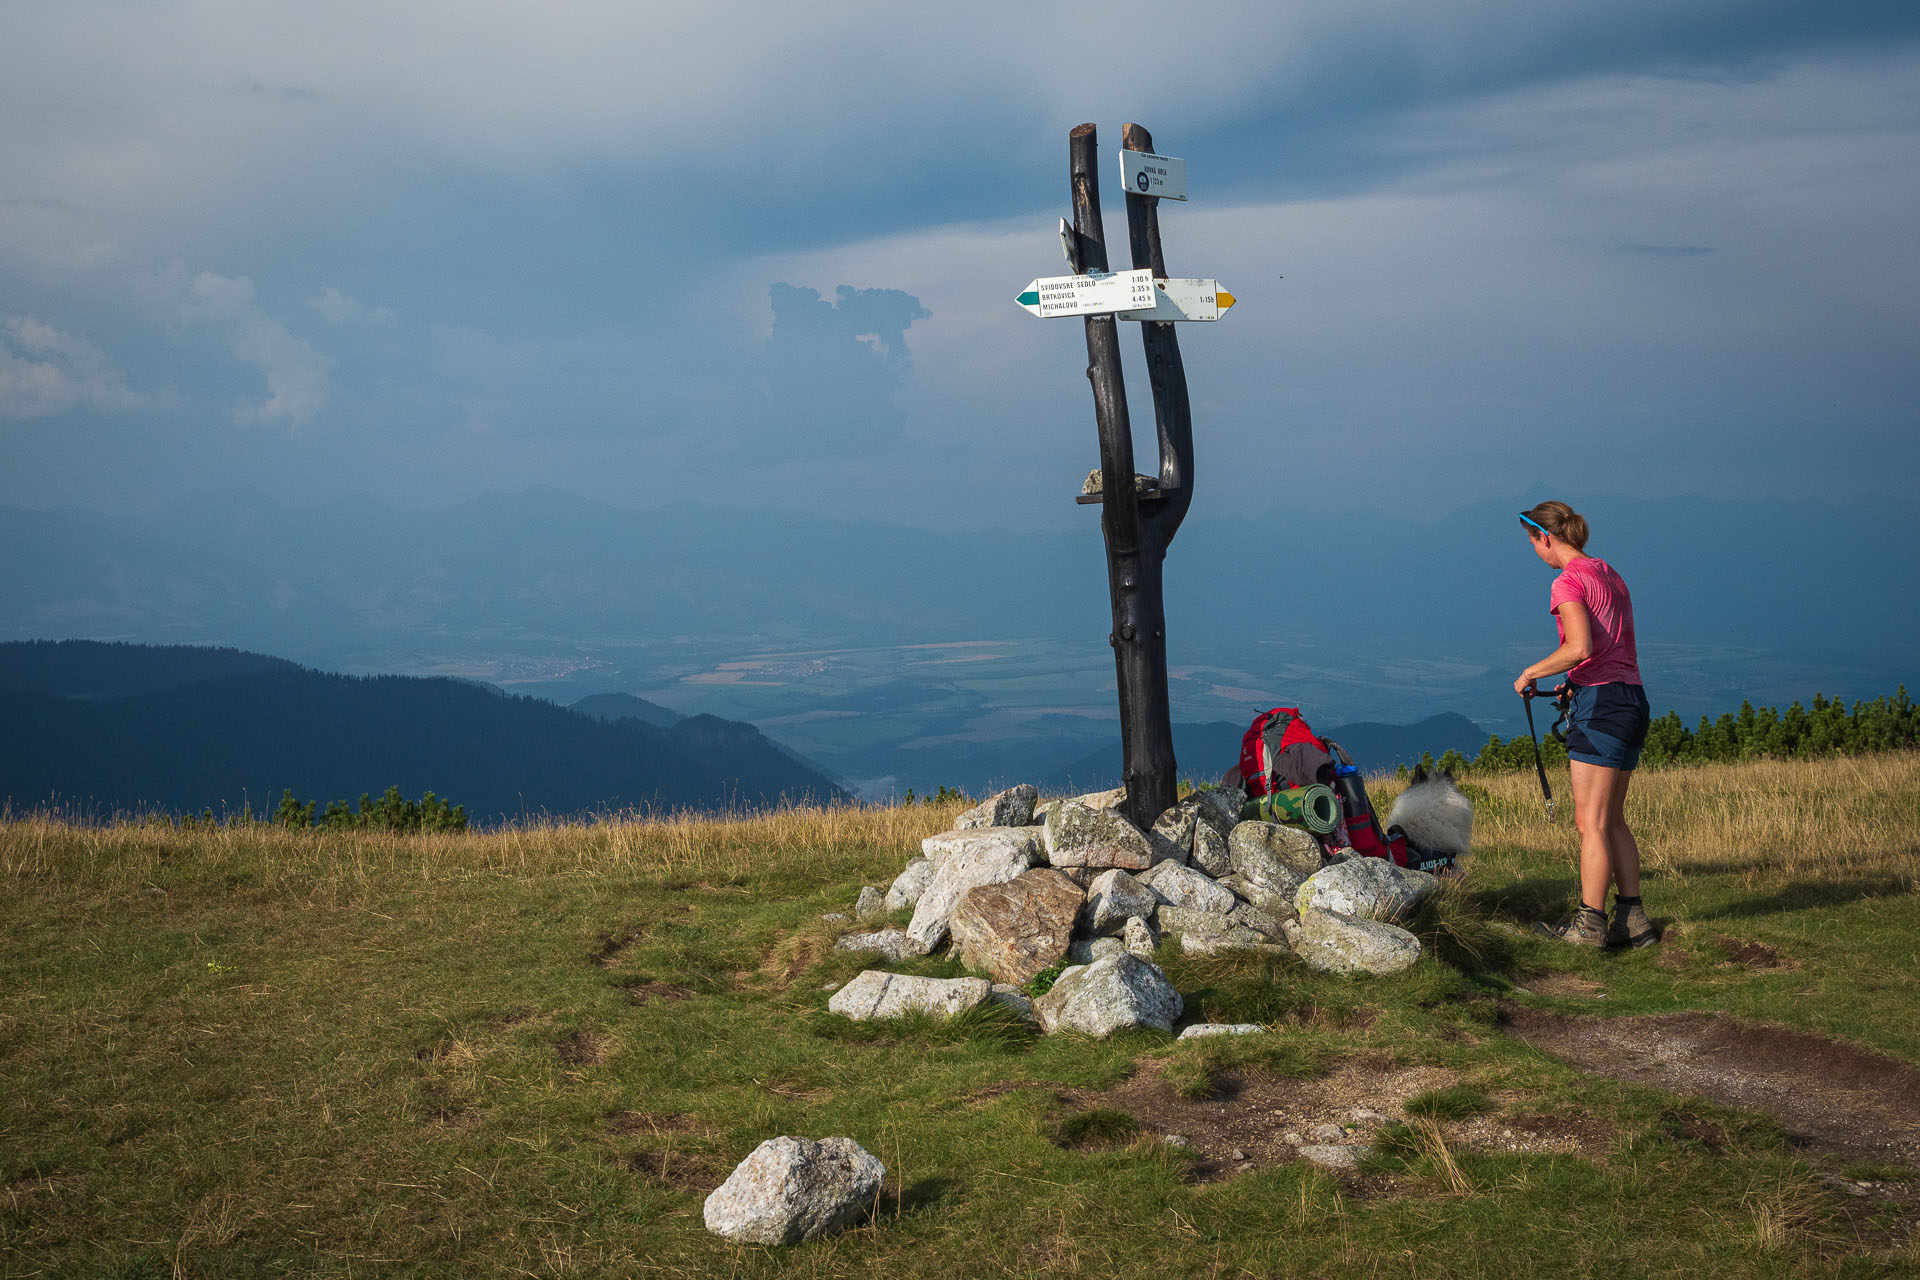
[1118,278,1236,322]
[1015,269,1156,318]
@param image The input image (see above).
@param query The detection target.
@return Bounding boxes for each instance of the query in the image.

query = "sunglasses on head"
[1518,512,1550,536]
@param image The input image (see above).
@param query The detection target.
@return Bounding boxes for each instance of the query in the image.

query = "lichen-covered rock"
[703,1135,885,1244]
[1034,953,1183,1037]
[1295,858,1438,925]
[1190,821,1232,877]
[853,885,886,921]
[921,826,1042,868]
[1230,820,1325,883]
[827,970,993,1020]
[1122,914,1159,960]
[1149,800,1199,865]
[1179,925,1268,954]
[1139,860,1238,915]
[906,838,1038,952]
[1155,903,1236,940]
[1294,910,1422,975]
[1178,1023,1266,1040]
[1084,868,1158,935]
[1068,786,1128,811]
[949,868,1084,986]
[1228,901,1288,940]
[1043,801,1154,870]
[833,929,922,963]
[954,783,1039,831]
[1220,873,1296,921]
[883,857,935,912]
[1190,785,1245,834]
[1067,934,1125,964]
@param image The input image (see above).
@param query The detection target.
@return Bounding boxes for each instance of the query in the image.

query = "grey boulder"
[906,836,1038,952]
[1139,860,1238,915]
[1230,820,1324,884]
[1067,934,1126,964]
[853,885,886,921]
[827,970,993,1020]
[921,826,1042,869]
[1043,801,1154,870]
[1295,858,1438,925]
[1083,868,1159,935]
[1034,953,1183,1036]
[1294,910,1422,975]
[703,1135,885,1244]
[833,929,922,963]
[1148,800,1199,865]
[1121,914,1159,960]
[954,783,1039,831]
[883,857,935,912]
[1190,821,1233,877]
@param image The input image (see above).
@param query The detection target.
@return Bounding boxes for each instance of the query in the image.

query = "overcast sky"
[3,1,1917,531]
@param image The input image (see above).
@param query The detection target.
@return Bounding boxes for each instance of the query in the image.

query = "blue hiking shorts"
[1564,682,1650,771]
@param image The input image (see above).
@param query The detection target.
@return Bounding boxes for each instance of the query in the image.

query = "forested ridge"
[0,641,846,821]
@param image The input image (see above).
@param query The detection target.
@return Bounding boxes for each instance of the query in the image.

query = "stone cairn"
[708,782,1453,1241]
[828,780,1445,1037]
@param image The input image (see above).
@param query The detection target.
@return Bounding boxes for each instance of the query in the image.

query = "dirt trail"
[1501,1006,1920,1168]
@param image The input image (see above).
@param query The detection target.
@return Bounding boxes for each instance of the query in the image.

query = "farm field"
[3,754,1919,1278]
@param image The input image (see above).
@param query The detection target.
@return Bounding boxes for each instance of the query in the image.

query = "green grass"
[3,755,1918,1277]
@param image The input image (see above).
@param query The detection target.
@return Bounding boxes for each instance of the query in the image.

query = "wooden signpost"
[1015,122,1232,832]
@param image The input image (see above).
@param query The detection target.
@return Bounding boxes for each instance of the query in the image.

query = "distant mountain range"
[2,486,1909,795]
[0,641,848,821]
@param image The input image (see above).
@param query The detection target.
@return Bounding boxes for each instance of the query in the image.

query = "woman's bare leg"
[1606,768,1642,897]
[1569,761,1626,909]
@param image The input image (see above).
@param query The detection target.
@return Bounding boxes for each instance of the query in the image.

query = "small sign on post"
[1015,269,1156,318]
[1119,149,1187,201]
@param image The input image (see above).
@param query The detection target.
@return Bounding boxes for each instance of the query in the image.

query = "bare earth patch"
[1050,1057,1604,1183]
[1501,1007,1920,1168]
[621,979,693,1004]
[1522,973,1608,999]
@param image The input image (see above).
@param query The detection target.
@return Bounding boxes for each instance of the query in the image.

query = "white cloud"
[181,271,333,427]
[0,315,145,419]
[309,286,394,326]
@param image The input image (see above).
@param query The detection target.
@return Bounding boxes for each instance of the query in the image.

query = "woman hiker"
[1513,501,1658,949]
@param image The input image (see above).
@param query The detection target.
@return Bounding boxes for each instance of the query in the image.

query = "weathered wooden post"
[1016,123,1233,832]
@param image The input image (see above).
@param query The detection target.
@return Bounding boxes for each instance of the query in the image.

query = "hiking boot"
[1608,900,1659,949]
[1533,907,1607,948]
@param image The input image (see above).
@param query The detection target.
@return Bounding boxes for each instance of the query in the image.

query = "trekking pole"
[1521,686,1554,821]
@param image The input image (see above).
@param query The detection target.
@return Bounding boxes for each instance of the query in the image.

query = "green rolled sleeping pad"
[1240,783,1341,834]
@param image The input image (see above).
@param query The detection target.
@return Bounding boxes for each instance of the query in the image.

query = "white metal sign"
[1015,269,1156,318]
[1120,150,1187,201]
[1118,277,1236,322]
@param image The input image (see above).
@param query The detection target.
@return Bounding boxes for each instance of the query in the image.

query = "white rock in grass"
[1294,910,1422,976]
[853,885,886,920]
[883,857,935,912]
[1295,1144,1364,1171]
[827,970,993,1020]
[703,1135,885,1244]
[1294,858,1438,925]
[1034,953,1183,1037]
[1177,1023,1266,1040]
[833,929,922,963]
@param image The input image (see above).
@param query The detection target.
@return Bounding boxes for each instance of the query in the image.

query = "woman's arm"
[1513,601,1593,694]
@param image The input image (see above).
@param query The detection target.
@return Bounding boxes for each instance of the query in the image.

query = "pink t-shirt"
[1550,556,1642,686]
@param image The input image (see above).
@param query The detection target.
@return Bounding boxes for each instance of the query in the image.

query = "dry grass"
[1376,752,1920,887]
[0,797,971,895]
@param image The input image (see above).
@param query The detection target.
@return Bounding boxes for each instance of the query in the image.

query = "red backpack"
[1239,707,1424,868]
